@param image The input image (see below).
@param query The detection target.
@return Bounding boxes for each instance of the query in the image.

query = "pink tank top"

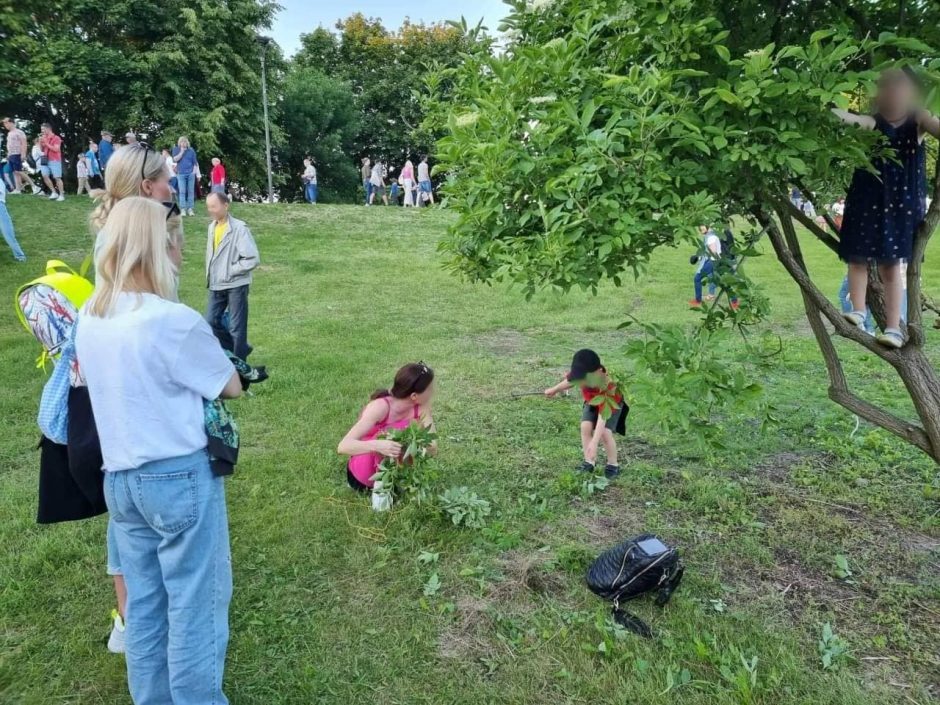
[348,398,420,488]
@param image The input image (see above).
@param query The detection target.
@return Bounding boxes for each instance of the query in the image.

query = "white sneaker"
[56,193,65,202]
[33,188,44,196]
[10,189,21,195]
[48,192,58,200]
[107,611,126,654]
[188,208,195,216]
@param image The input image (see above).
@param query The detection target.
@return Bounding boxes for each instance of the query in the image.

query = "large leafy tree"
[294,15,487,171]
[709,0,940,57]
[0,0,281,194]
[278,68,361,202]
[434,0,940,461]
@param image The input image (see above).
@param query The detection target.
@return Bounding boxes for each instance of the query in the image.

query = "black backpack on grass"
[586,534,684,638]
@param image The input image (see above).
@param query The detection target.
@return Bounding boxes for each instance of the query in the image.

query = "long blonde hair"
[89,198,178,317]
[89,144,167,231]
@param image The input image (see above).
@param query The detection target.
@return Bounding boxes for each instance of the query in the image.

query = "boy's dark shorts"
[8,154,22,172]
[581,402,624,431]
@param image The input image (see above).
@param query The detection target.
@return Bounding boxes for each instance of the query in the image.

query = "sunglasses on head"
[135,141,153,181]
[162,201,181,220]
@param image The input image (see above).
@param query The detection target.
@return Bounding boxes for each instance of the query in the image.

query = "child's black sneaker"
[604,464,621,479]
[577,461,595,473]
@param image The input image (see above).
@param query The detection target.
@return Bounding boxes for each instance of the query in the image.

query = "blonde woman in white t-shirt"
[77,197,241,704]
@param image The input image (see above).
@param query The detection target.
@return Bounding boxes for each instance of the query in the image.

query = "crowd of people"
[361,154,435,207]
[1,119,229,213]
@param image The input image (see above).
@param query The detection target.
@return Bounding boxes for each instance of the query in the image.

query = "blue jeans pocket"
[136,470,198,535]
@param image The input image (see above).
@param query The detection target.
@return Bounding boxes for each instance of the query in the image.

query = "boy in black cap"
[545,349,627,478]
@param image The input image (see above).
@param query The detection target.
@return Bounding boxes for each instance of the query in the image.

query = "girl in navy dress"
[833,68,939,348]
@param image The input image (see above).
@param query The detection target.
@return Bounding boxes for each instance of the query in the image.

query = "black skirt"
[37,387,106,524]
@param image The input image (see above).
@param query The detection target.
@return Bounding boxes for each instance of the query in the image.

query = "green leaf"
[715,45,730,62]
[714,88,739,105]
[423,573,442,596]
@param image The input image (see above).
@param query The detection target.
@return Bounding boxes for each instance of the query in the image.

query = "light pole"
[258,36,274,204]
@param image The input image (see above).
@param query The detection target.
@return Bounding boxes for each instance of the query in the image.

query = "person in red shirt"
[545,349,627,478]
[210,157,226,195]
[39,122,66,201]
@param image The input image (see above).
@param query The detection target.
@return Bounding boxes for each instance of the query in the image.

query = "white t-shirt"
[77,160,89,178]
[166,156,177,175]
[704,231,721,258]
[76,292,235,472]
[418,161,430,182]
[304,165,317,184]
[370,163,384,186]
[832,201,845,216]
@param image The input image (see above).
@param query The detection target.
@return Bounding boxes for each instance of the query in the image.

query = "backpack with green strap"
[15,259,94,371]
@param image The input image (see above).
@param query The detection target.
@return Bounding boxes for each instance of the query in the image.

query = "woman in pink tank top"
[338,362,437,492]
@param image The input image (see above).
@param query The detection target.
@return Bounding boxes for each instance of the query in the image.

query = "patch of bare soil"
[437,595,495,661]
[748,450,835,483]
[471,328,531,356]
[492,550,568,601]
[557,486,648,546]
[622,437,665,463]
[438,550,574,662]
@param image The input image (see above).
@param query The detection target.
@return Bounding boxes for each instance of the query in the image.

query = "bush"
[437,486,492,529]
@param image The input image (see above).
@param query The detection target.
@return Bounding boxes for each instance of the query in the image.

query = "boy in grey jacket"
[205,192,260,360]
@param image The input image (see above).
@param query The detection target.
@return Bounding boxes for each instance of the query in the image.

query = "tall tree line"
[280,15,488,202]
[0,3,487,202]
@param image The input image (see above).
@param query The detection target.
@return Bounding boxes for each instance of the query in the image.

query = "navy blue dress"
[838,114,927,264]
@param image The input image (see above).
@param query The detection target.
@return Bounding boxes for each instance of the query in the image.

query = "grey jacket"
[205,215,260,291]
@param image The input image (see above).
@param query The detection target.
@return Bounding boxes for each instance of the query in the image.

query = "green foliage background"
[0,4,485,202]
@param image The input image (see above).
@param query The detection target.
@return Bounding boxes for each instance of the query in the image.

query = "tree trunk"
[758,204,940,463]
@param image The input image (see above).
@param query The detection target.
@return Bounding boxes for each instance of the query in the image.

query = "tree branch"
[775,196,840,253]
[762,206,934,457]
[828,387,932,454]
[791,179,843,239]
[906,155,940,346]
[761,206,900,362]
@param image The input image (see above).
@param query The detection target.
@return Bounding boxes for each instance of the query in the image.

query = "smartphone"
[637,537,669,555]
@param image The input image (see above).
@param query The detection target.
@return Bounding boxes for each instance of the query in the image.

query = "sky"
[270,0,509,56]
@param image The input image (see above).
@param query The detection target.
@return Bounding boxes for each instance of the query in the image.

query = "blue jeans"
[178,173,196,210]
[694,259,715,302]
[104,450,231,705]
[106,515,122,575]
[305,182,318,203]
[363,179,371,204]
[838,275,907,331]
[206,286,250,360]
[0,202,25,260]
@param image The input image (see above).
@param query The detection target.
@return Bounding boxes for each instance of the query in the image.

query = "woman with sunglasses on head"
[338,363,438,494]
[77,197,241,704]
[91,142,174,253]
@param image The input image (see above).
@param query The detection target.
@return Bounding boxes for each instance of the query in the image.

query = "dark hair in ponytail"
[371,362,434,401]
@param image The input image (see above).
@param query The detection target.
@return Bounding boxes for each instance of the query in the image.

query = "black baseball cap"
[568,349,602,381]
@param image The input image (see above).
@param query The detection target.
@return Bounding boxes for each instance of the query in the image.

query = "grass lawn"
[0,195,938,704]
